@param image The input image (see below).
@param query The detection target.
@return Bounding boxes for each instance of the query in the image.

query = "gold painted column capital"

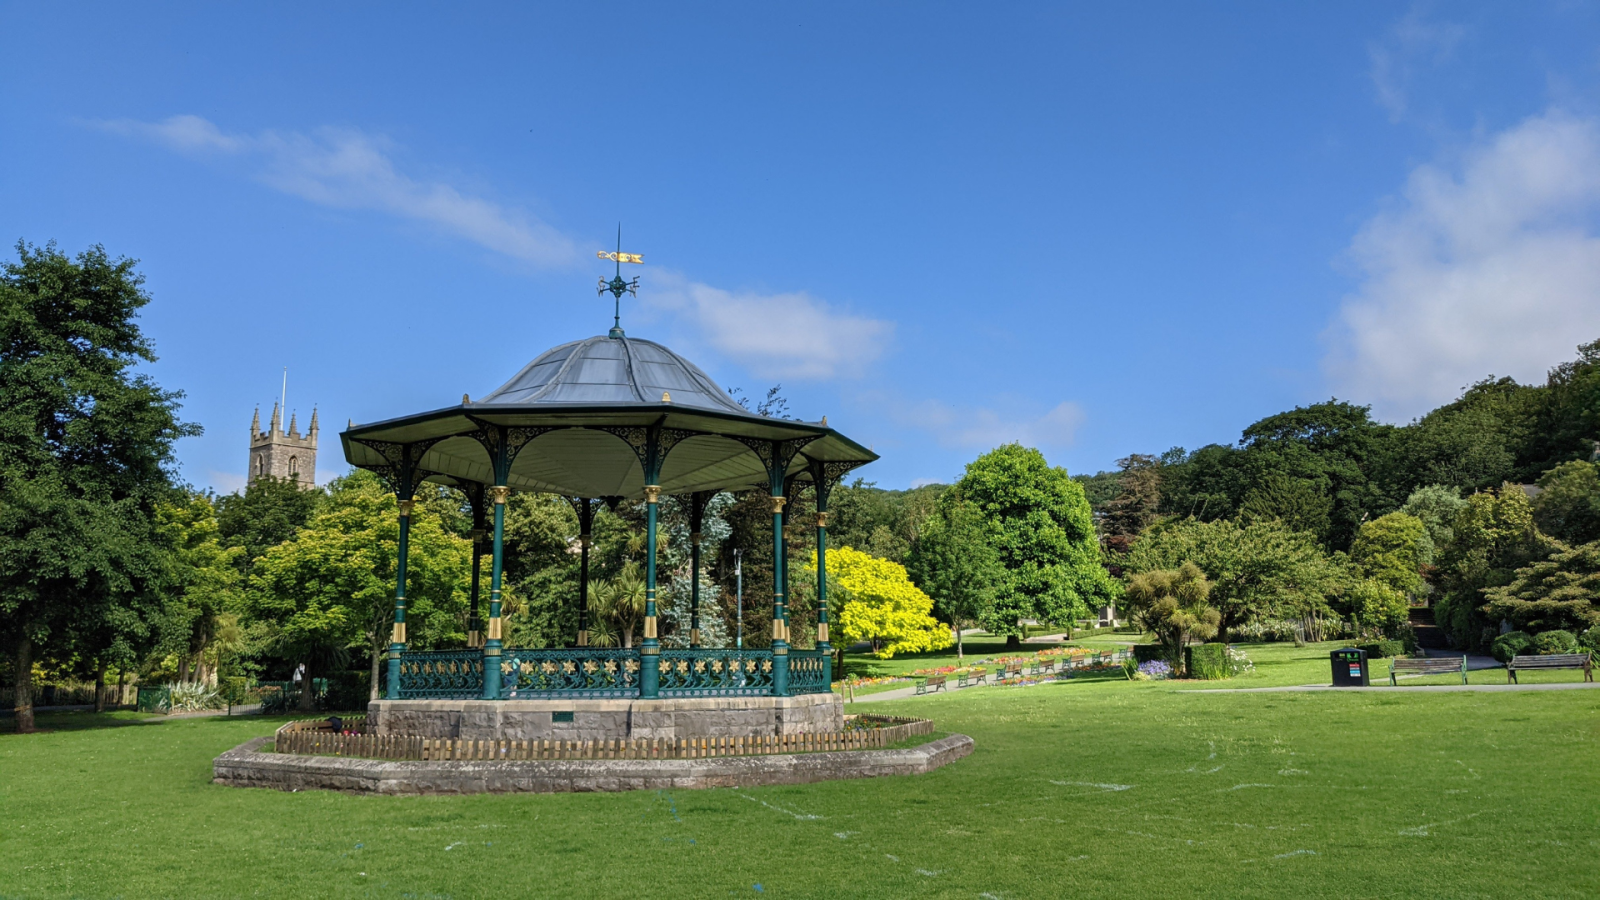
[398,499,416,517]
[815,511,829,528]
[490,486,511,505]
[769,495,787,514]
[643,485,662,504]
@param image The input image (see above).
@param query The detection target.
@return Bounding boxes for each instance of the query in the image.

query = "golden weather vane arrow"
[598,225,643,337]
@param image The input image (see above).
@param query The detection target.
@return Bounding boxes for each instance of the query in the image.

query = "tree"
[827,546,950,658]
[215,475,322,574]
[1531,461,1600,547]
[1122,517,1346,638]
[908,493,1002,660]
[955,444,1117,645]
[246,472,468,705]
[1481,541,1600,635]
[1342,579,1409,634]
[1350,512,1429,597]
[1399,484,1468,559]
[588,562,647,648]
[1122,563,1218,671]
[154,493,244,685]
[1099,454,1163,553]
[1432,484,1553,650]
[0,242,196,732]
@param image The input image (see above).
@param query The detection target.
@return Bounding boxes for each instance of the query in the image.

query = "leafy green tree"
[1350,512,1429,597]
[908,493,1002,660]
[0,242,196,732]
[955,444,1116,645]
[1342,579,1409,634]
[1123,563,1218,671]
[1531,461,1600,547]
[1399,484,1468,560]
[1123,518,1346,638]
[1099,454,1163,553]
[154,493,244,684]
[828,546,950,658]
[1237,472,1334,539]
[1481,541,1600,635]
[246,472,469,705]
[1432,484,1553,650]
[214,475,322,574]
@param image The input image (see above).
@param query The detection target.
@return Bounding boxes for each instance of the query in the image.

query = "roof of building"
[478,334,751,415]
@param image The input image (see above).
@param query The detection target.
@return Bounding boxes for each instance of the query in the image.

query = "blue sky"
[5,3,1600,493]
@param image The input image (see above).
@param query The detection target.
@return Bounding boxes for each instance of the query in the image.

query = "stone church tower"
[248,403,318,487]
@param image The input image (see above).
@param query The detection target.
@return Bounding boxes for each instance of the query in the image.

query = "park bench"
[956,670,986,688]
[913,674,947,695]
[999,663,1023,681]
[1388,656,1466,686]
[1507,653,1594,684]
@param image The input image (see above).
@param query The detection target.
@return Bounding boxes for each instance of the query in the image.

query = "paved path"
[1181,682,1600,694]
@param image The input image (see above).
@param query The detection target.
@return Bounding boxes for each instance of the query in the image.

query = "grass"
[4,664,1599,898]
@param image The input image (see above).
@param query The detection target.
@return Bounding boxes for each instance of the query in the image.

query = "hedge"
[1185,643,1230,680]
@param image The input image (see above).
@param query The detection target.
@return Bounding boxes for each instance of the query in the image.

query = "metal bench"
[1508,653,1594,684]
[1389,656,1466,685]
[913,674,947,695]
[956,670,986,688]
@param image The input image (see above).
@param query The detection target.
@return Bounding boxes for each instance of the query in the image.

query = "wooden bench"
[956,670,986,688]
[1389,656,1466,685]
[913,674,947,695]
[998,663,1023,681]
[1508,653,1594,684]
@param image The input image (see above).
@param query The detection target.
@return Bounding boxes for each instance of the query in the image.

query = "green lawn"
[4,666,1598,898]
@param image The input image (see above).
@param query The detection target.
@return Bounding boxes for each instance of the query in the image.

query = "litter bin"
[1331,648,1369,687]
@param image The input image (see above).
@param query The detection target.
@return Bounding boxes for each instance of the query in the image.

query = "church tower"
[248,403,318,488]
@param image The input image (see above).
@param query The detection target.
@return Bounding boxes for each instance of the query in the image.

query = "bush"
[1228,619,1301,643]
[1132,645,1167,664]
[1533,630,1579,655]
[1491,631,1533,664]
[1581,626,1600,653]
[323,670,372,711]
[1356,640,1404,659]
[1185,643,1230,679]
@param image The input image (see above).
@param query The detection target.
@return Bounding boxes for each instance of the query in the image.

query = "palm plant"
[590,562,648,648]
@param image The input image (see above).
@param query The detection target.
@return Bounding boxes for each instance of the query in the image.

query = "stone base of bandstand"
[368,692,842,742]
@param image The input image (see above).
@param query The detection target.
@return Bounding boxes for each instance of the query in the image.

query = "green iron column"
[770,448,789,696]
[815,494,832,686]
[467,528,484,648]
[640,484,662,697]
[483,484,509,700]
[688,492,708,648]
[386,495,416,699]
[576,498,593,647]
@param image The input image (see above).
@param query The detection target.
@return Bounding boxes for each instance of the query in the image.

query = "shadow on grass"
[1,709,164,734]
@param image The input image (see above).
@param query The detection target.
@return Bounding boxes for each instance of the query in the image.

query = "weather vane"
[597,225,642,338]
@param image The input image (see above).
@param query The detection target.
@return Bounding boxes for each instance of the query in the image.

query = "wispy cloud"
[646,271,893,380]
[95,115,576,266]
[1368,8,1466,122]
[1324,110,1600,420]
[892,397,1085,451]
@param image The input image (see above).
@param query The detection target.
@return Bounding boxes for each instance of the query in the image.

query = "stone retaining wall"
[369,692,842,742]
[213,733,973,794]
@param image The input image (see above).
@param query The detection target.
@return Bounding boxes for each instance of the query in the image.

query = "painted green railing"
[658,649,776,697]
[397,650,485,699]
[787,650,830,694]
[501,648,640,698]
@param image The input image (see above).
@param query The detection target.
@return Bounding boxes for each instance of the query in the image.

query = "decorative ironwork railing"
[398,650,485,699]
[787,650,829,694]
[657,650,775,697]
[501,648,641,698]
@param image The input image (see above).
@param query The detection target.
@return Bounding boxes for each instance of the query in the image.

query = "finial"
[821,415,828,427]
[662,391,672,403]
[596,224,642,338]
[348,418,354,429]
[462,393,471,405]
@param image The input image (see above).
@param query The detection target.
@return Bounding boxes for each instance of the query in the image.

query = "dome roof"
[477,334,751,415]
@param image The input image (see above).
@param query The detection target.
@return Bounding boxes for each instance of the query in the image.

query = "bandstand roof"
[340,333,876,499]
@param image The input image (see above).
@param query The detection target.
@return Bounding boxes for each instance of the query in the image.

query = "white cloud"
[1368,8,1466,122]
[96,115,576,267]
[895,398,1085,451]
[1325,110,1600,421]
[645,271,893,380]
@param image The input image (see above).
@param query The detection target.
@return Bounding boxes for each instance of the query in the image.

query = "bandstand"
[341,305,876,741]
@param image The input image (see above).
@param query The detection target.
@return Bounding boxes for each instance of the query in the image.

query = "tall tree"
[0,242,195,732]
[1531,461,1600,547]
[1350,512,1429,597]
[955,444,1117,645]
[214,475,323,574]
[827,546,950,658]
[1432,484,1553,650]
[1099,454,1163,553]
[908,492,1002,660]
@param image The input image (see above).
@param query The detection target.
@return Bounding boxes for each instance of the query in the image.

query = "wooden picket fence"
[272,715,933,761]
